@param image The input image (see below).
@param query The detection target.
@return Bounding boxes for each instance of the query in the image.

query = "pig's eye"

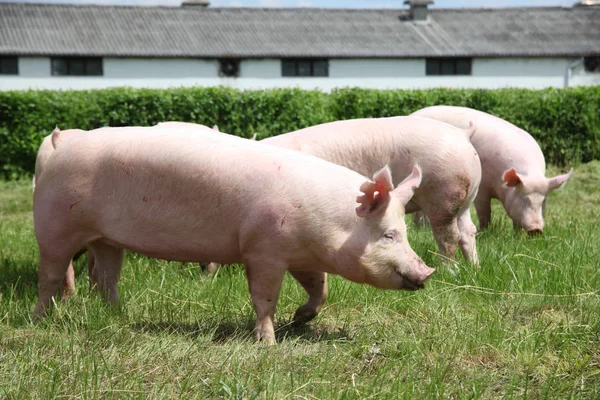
[382,230,398,242]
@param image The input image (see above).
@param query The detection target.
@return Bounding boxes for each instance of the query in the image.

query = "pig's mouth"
[393,270,425,291]
[402,276,425,291]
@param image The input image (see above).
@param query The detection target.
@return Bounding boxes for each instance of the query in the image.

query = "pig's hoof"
[292,306,319,326]
[255,332,276,345]
[207,262,221,273]
[60,288,76,302]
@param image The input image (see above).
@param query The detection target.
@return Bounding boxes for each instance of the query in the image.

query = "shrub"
[1,86,598,179]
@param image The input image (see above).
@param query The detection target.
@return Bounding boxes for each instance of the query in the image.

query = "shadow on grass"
[131,317,352,344]
[0,253,90,299]
[0,256,38,296]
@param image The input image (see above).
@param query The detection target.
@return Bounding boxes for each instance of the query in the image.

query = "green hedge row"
[1,86,599,179]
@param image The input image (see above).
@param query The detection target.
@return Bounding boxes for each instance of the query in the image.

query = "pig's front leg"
[290,271,328,325]
[245,261,287,345]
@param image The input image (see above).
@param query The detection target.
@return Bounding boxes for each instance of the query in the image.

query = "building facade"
[0,1,599,91]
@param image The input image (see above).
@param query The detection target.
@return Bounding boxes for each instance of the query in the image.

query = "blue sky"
[0,0,577,7]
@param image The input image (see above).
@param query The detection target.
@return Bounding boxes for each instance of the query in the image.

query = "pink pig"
[33,125,434,344]
[411,106,573,234]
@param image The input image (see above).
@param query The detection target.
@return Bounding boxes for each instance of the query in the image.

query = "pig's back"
[35,126,362,263]
[265,116,476,184]
[412,106,546,175]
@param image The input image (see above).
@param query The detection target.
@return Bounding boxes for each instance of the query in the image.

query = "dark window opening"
[584,56,600,73]
[0,56,18,75]
[219,59,240,77]
[51,57,103,76]
[426,58,472,76]
[282,59,329,77]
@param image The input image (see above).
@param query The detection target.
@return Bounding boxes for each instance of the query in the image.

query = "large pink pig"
[411,106,573,234]
[33,125,434,344]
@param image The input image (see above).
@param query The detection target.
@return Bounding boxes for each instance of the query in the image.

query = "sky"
[0,0,578,8]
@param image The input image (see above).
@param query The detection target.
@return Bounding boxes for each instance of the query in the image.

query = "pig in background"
[411,106,573,235]
[33,125,434,344]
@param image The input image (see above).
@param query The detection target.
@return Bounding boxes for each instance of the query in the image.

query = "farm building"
[0,0,599,91]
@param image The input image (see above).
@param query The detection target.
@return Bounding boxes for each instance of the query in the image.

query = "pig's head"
[350,166,435,291]
[502,168,573,235]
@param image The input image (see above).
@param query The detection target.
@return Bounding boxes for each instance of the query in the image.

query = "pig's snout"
[527,229,543,236]
[402,263,436,291]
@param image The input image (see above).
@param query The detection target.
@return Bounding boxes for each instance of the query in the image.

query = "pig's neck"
[327,227,368,285]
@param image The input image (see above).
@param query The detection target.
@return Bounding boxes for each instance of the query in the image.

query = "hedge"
[1,86,599,179]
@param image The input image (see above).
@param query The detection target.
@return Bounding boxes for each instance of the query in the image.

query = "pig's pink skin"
[33,125,434,344]
[33,128,87,299]
[34,124,215,293]
[264,116,482,264]
[411,106,573,235]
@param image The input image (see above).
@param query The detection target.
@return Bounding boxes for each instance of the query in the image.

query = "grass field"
[1,162,599,399]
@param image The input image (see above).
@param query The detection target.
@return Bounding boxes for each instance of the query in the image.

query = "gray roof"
[1,2,599,58]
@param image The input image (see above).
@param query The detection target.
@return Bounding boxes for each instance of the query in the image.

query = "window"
[282,59,328,77]
[426,58,472,76]
[0,56,18,75]
[51,57,103,76]
[219,59,240,77]
[584,56,600,73]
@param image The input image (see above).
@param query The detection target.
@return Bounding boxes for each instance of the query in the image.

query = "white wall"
[104,58,217,78]
[1,56,598,91]
[330,59,424,77]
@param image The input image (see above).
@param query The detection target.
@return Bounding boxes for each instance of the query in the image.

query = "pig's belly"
[95,220,243,264]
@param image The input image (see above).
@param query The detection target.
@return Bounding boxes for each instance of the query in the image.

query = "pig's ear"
[212,125,220,132]
[503,168,523,187]
[250,133,258,141]
[391,165,422,206]
[465,121,476,140]
[51,126,61,149]
[356,166,394,218]
[546,168,573,192]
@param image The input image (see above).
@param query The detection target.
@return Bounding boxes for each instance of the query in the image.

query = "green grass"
[1,162,599,399]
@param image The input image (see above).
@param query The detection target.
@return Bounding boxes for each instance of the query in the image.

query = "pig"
[411,106,573,235]
[33,127,87,299]
[33,125,435,344]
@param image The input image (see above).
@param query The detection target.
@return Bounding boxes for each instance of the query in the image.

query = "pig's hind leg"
[429,215,461,261]
[457,207,479,265]
[34,250,77,319]
[290,271,328,325]
[87,240,124,305]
